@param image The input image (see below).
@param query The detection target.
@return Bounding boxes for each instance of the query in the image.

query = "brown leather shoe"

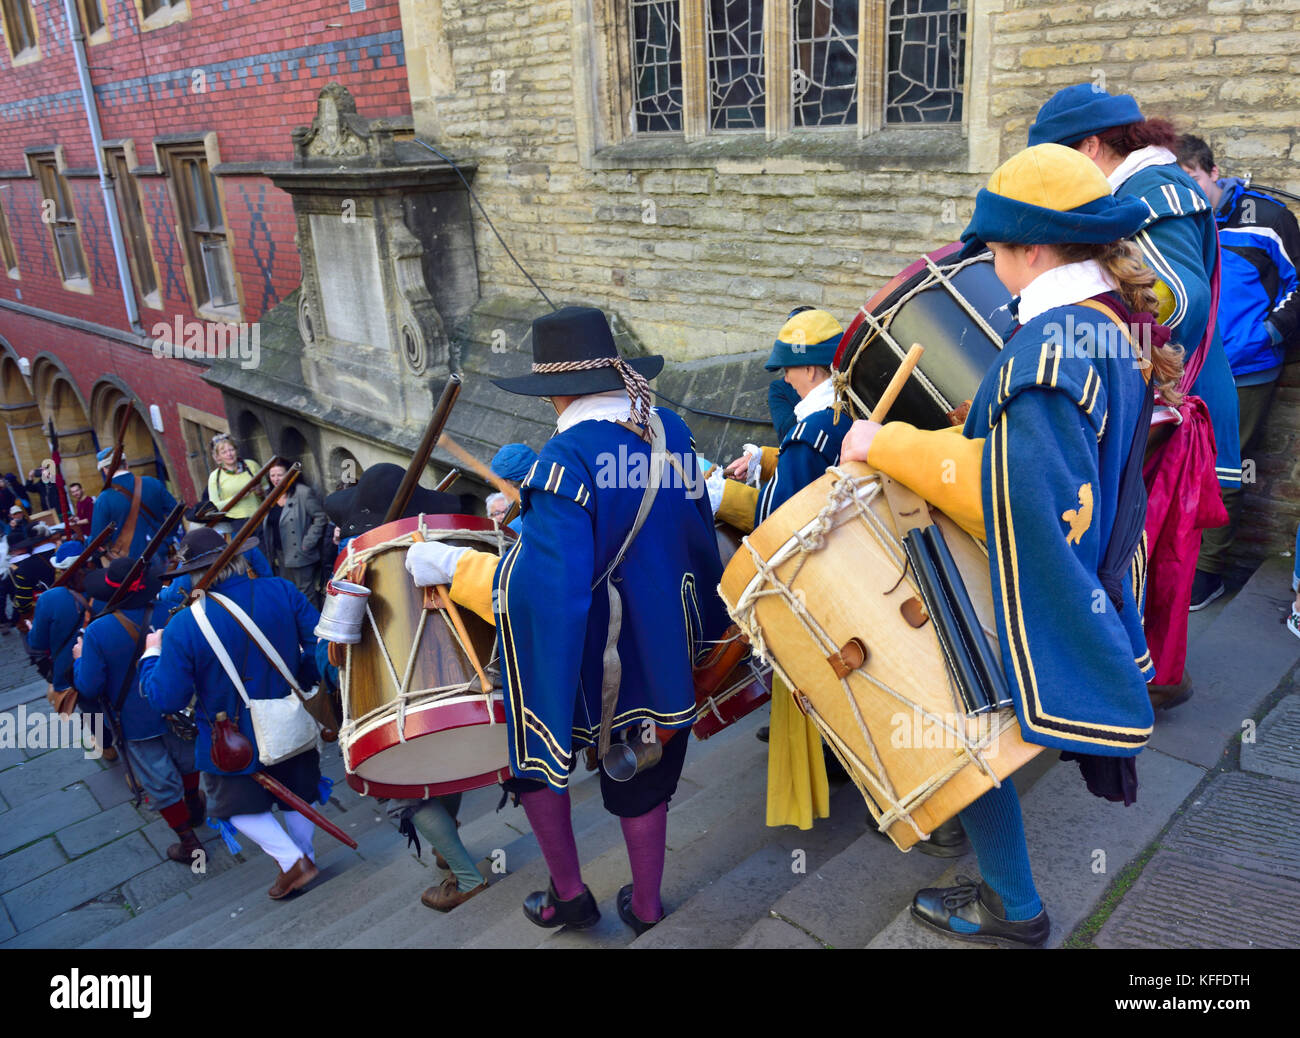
[101,744,119,763]
[1148,672,1193,712]
[421,875,487,913]
[268,855,320,900]
[166,828,204,865]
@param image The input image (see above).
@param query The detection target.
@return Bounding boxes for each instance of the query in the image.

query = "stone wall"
[406,0,1300,563]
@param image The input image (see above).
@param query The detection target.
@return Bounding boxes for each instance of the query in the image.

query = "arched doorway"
[235,410,273,470]
[327,446,362,492]
[0,352,37,478]
[278,424,322,494]
[32,359,98,501]
[91,381,176,492]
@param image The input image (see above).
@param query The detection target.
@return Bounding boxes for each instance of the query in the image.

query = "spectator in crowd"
[1176,134,1300,610]
[486,492,510,525]
[68,482,95,536]
[25,463,61,514]
[262,460,327,608]
[207,434,262,520]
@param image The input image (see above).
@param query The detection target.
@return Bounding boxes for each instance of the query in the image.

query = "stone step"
[631,781,866,949]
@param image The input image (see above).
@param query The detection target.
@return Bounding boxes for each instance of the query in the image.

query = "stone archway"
[91,381,177,491]
[31,358,98,498]
[326,446,362,491]
[278,424,323,496]
[0,352,38,478]
[234,410,273,470]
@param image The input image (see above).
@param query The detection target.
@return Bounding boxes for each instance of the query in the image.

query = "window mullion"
[859,0,884,137]
[764,0,792,139]
[680,0,710,140]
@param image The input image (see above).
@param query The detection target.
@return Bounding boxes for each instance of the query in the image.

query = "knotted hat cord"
[531,357,653,427]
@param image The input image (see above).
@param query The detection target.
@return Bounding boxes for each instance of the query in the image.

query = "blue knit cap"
[1028,83,1144,147]
[491,443,538,482]
[52,541,85,569]
[959,144,1152,257]
[763,308,844,372]
[96,447,115,468]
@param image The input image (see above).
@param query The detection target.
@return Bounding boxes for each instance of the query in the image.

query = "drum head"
[835,246,1015,429]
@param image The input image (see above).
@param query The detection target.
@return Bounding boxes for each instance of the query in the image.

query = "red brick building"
[0,0,410,503]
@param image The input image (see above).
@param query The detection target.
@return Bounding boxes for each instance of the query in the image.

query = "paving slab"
[121,838,244,915]
[0,741,34,771]
[57,802,149,858]
[868,747,1203,948]
[81,765,136,811]
[1095,852,1300,949]
[1162,771,1300,881]
[1151,558,1298,769]
[1,901,132,949]
[0,904,14,942]
[732,915,824,949]
[0,679,52,714]
[0,838,68,894]
[1240,694,1300,783]
[2,832,161,932]
[0,789,8,812]
[0,743,105,803]
[0,785,100,856]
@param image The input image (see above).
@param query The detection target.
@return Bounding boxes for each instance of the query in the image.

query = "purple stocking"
[521,787,584,918]
[620,801,667,922]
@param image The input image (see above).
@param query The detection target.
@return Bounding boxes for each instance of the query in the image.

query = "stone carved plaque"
[308,213,388,348]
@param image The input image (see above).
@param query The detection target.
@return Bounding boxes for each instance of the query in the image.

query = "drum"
[332,513,516,798]
[719,463,1041,850]
[833,243,1015,429]
[692,522,772,739]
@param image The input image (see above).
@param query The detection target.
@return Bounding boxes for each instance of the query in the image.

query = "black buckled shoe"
[522,880,600,930]
[617,884,663,936]
[914,817,970,858]
[910,875,1050,948]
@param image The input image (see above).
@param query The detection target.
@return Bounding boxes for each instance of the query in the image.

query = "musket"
[385,374,462,524]
[184,463,301,607]
[101,406,133,491]
[434,468,461,493]
[94,502,185,618]
[101,700,143,808]
[195,455,277,522]
[52,522,116,589]
[46,418,74,529]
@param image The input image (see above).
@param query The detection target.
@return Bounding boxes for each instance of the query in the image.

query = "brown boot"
[101,744,119,763]
[268,856,320,900]
[420,875,487,913]
[1149,672,1193,712]
[167,828,204,864]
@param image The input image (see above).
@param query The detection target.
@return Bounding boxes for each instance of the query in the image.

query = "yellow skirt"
[765,675,830,830]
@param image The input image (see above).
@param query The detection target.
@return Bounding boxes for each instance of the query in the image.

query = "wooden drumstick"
[429,584,492,694]
[868,343,925,424]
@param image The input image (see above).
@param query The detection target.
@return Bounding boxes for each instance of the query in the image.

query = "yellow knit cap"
[777,308,843,347]
[986,143,1112,212]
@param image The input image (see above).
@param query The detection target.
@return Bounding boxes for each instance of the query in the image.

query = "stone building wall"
[404,0,1300,563]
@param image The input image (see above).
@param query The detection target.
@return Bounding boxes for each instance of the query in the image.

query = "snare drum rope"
[833,254,1006,422]
[729,469,1014,842]
[335,516,504,763]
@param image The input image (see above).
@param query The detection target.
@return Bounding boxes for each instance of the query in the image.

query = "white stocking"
[282,810,317,863]
[229,811,303,872]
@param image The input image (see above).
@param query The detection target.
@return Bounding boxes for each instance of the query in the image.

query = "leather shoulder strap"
[110,476,143,556]
[110,611,140,642]
[1074,298,1151,386]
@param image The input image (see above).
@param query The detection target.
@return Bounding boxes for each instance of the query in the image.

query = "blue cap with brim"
[52,540,85,569]
[1028,84,1144,147]
[957,143,1152,258]
[763,308,844,372]
[96,447,114,468]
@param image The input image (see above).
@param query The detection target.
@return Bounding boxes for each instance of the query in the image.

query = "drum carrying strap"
[595,412,667,761]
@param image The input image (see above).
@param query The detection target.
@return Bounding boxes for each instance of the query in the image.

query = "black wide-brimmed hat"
[164,526,259,577]
[490,306,663,399]
[84,556,162,611]
[324,463,468,540]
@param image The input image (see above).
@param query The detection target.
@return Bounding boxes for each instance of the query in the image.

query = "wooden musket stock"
[52,522,117,589]
[102,406,134,490]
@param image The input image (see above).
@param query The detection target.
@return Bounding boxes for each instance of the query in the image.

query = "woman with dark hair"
[1028,85,1238,707]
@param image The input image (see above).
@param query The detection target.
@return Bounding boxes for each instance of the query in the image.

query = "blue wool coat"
[74,606,165,741]
[89,474,181,557]
[964,300,1155,756]
[492,410,730,790]
[755,406,852,525]
[27,586,86,690]
[1117,163,1242,488]
[139,573,320,775]
[153,547,274,625]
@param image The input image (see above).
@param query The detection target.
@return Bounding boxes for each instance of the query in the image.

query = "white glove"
[741,444,763,485]
[706,469,727,516]
[405,540,469,588]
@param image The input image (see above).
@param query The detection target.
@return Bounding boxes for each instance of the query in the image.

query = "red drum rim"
[334,513,516,576]
[834,241,964,370]
[693,676,771,740]
[343,694,510,797]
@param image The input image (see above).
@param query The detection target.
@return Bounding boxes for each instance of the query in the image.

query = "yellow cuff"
[717,480,759,533]
[867,423,986,539]
[759,445,779,483]
[450,549,499,626]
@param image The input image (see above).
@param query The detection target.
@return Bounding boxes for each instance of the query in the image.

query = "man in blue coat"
[90,448,180,559]
[405,306,730,934]
[139,527,325,899]
[75,558,204,862]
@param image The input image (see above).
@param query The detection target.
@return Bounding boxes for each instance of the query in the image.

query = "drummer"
[840,143,1183,946]
[404,306,729,935]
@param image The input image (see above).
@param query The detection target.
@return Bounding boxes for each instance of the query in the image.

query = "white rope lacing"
[726,467,1012,844]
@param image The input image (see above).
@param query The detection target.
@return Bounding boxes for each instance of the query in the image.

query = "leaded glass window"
[886,0,966,124]
[707,0,765,131]
[630,1,684,133]
[793,0,859,127]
